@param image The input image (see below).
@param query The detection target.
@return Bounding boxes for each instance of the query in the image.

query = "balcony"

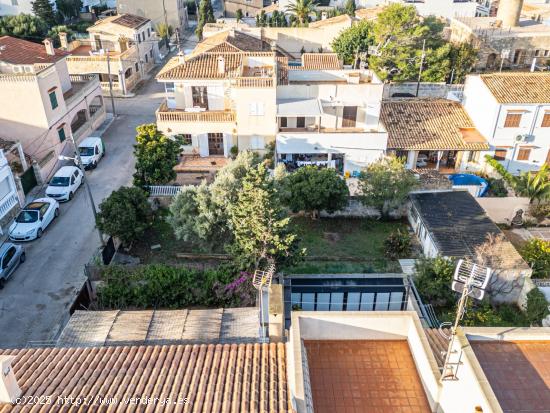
[232,77,274,88]
[156,101,236,123]
[63,75,100,110]
[279,126,368,133]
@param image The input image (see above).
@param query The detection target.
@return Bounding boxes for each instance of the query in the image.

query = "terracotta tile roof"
[157,51,274,80]
[479,73,550,104]
[381,99,489,150]
[193,30,271,56]
[309,14,353,28]
[111,13,150,29]
[355,6,385,21]
[471,340,550,412]
[0,342,293,412]
[304,340,432,412]
[0,36,69,65]
[301,53,342,70]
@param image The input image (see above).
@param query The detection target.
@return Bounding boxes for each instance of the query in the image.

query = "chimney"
[59,32,68,50]
[0,355,22,404]
[321,11,328,20]
[496,0,524,27]
[217,56,225,74]
[177,51,185,64]
[43,38,55,56]
[268,284,284,342]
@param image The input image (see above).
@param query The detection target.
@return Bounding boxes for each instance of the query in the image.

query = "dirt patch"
[323,232,341,243]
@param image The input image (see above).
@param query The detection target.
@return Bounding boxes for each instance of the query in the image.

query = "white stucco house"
[463,73,550,174]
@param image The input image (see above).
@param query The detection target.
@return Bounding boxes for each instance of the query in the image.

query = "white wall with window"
[0,150,22,233]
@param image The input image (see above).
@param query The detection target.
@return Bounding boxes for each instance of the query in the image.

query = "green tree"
[414,257,456,308]
[47,25,74,47]
[344,0,355,16]
[235,8,243,22]
[133,124,182,188]
[55,0,82,20]
[196,0,215,40]
[283,166,349,218]
[229,163,300,269]
[367,4,457,82]
[96,187,153,245]
[169,151,260,250]
[32,0,57,26]
[286,0,318,27]
[359,156,418,219]
[525,287,550,326]
[331,19,373,65]
[0,14,47,40]
[156,23,174,40]
[514,164,550,203]
[449,42,478,83]
[521,238,550,279]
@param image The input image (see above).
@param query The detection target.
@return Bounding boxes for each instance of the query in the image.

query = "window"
[192,86,208,109]
[150,50,153,58]
[145,54,148,63]
[135,63,139,72]
[494,147,507,161]
[2,247,16,269]
[517,148,531,161]
[280,117,287,128]
[504,112,522,128]
[48,89,58,110]
[542,113,550,127]
[57,126,66,142]
[248,102,265,116]
[147,28,151,38]
[296,117,305,128]
[250,135,265,150]
[468,151,480,163]
[176,134,192,145]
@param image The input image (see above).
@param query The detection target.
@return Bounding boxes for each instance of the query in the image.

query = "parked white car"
[9,198,59,242]
[45,166,83,202]
[78,136,105,170]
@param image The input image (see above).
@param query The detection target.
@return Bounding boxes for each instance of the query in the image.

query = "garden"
[92,125,420,309]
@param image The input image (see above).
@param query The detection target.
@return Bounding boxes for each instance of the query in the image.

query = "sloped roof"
[409,191,529,269]
[355,6,385,21]
[301,53,342,70]
[112,13,150,29]
[479,73,550,104]
[309,14,353,28]
[193,30,271,56]
[381,99,489,151]
[0,343,292,413]
[0,36,69,65]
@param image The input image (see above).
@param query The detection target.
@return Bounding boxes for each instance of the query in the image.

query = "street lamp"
[58,134,105,246]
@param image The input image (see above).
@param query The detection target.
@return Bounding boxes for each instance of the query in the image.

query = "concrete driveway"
[0,67,165,349]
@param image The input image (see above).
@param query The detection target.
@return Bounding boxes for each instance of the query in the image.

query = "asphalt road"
[0,66,165,349]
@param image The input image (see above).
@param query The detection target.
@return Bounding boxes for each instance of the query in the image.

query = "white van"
[78,137,105,169]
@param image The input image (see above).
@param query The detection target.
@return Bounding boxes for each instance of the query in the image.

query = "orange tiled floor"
[471,341,550,413]
[304,340,431,413]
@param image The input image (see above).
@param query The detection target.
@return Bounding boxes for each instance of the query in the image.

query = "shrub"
[96,187,153,245]
[529,201,550,223]
[484,155,516,186]
[486,177,508,197]
[520,238,550,279]
[96,264,254,309]
[525,287,550,326]
[229,145,238,158]
[462,300,529,327]
[414,257,456,308]
[384,229,411,259]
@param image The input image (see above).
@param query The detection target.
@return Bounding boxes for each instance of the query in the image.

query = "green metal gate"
[20,167,37,195]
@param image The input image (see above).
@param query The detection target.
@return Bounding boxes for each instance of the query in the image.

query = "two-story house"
[0,36,106,181]
[463,72,550,173]
[64,14,159,96]
[155,30,389,178]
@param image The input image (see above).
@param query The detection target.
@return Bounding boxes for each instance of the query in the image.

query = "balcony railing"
[64,74,100,110]
[156,102,236,123]
[232,77,274,88]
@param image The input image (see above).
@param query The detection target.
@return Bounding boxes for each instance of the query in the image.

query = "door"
[39,203,51,227]
[342,106,357,128]
[191,86,208,109]
[2,247,17,279]
[208,133,224,155]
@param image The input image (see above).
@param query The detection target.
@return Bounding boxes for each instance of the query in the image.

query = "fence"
[147,185,183,197]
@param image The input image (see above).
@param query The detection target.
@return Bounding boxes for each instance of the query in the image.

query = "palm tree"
[286,0,318,27]
[514,164,550,203]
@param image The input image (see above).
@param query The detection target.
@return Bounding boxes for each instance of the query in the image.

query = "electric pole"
[415,39,426,98]
[68,133,105,247]
[106,50,116,116]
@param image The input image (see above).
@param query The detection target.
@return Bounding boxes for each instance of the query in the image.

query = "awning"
[276,99,322,117]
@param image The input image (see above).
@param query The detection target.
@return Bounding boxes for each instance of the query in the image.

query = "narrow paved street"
[0,63,165,349]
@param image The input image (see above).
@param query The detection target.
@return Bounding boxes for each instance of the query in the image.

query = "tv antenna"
[253,261,276,343]
[440,259,492,381]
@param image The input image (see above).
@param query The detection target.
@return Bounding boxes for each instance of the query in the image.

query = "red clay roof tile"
[0,36,69,65]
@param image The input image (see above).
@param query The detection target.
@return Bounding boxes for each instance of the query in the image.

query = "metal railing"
[0,194,19,219]
[407,275,440,328]
[147,185,183,197]
[156,107,236,123]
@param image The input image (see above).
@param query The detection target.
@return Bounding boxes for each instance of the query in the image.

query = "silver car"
[0,242,25,289]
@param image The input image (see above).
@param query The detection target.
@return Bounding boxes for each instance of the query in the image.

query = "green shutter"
[49,91,58,109]
[58,127,66,142]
